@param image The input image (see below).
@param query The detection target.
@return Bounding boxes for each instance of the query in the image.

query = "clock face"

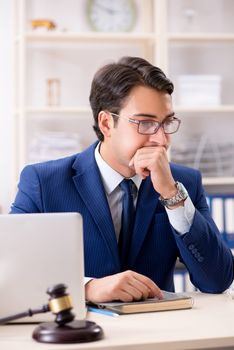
[86,0,137,32]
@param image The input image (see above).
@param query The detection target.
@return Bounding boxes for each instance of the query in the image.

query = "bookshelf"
[12,0,234,193]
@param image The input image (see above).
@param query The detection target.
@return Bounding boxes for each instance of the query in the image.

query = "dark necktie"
[118,179,136,269]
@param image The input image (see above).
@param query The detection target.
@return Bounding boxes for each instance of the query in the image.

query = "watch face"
[86,0,137,32]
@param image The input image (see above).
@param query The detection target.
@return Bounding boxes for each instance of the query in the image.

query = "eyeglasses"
[110,113,181,135]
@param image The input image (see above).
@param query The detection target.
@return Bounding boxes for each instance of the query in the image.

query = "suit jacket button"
[188,244,195,250]
[198,257,204,262]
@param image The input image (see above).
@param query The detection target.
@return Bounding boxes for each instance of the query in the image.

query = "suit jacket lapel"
[72,143,120,270]
[128,178,159,267]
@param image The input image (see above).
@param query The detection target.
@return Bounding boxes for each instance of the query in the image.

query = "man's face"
[100,85,174,177]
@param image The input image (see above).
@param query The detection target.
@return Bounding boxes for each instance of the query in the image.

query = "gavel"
[0,283,104,344]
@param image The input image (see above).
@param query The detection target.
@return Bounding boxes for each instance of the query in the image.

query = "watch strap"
[159,182,188,208]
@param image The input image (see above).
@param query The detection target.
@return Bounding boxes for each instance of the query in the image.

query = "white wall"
[0,0,14,213]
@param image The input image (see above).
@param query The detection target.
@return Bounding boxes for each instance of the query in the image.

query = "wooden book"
[87,291,193,315]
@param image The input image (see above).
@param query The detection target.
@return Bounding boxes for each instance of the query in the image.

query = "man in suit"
[11,56,233,303]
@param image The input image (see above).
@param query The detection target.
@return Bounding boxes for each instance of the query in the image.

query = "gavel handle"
[0,304,49,325]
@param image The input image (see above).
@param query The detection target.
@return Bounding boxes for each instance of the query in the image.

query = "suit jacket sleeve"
[10,165,43,213]
[172,169,234,293]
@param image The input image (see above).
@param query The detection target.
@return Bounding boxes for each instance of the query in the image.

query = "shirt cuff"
[165,195,195,235]
[84,277,93,285]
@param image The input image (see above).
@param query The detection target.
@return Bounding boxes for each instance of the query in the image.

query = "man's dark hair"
[89,56,174,141]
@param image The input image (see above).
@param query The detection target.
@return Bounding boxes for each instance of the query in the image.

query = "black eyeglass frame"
[110,112,181,135]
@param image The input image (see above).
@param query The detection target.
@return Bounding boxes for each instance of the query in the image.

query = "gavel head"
[47,284,75,326]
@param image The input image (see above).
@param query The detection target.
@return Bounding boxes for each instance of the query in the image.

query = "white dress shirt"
[84,143,195,283]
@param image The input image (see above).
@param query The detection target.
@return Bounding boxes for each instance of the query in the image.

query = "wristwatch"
[159,182,188,208]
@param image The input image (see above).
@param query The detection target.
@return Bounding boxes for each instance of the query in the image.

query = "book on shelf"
[207,194,234,249]
[87,291,193,315]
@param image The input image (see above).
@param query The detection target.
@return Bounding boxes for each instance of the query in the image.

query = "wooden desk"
[0,292,234,350]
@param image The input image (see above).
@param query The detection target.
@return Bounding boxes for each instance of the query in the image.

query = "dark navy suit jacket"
[11,142,233,293]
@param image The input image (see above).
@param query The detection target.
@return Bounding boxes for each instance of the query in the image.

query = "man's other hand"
[85,270,163,303]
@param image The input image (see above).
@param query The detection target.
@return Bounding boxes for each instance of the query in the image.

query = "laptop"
[0,212,86,323]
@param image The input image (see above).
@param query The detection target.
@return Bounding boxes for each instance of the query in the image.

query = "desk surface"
[0,292,234,350]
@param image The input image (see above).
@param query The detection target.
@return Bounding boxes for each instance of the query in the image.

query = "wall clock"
[86,0,137,32]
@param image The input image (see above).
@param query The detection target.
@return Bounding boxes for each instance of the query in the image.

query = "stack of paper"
[28,131,82,163]
[178,75,222,106]
[171,134,234,177]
